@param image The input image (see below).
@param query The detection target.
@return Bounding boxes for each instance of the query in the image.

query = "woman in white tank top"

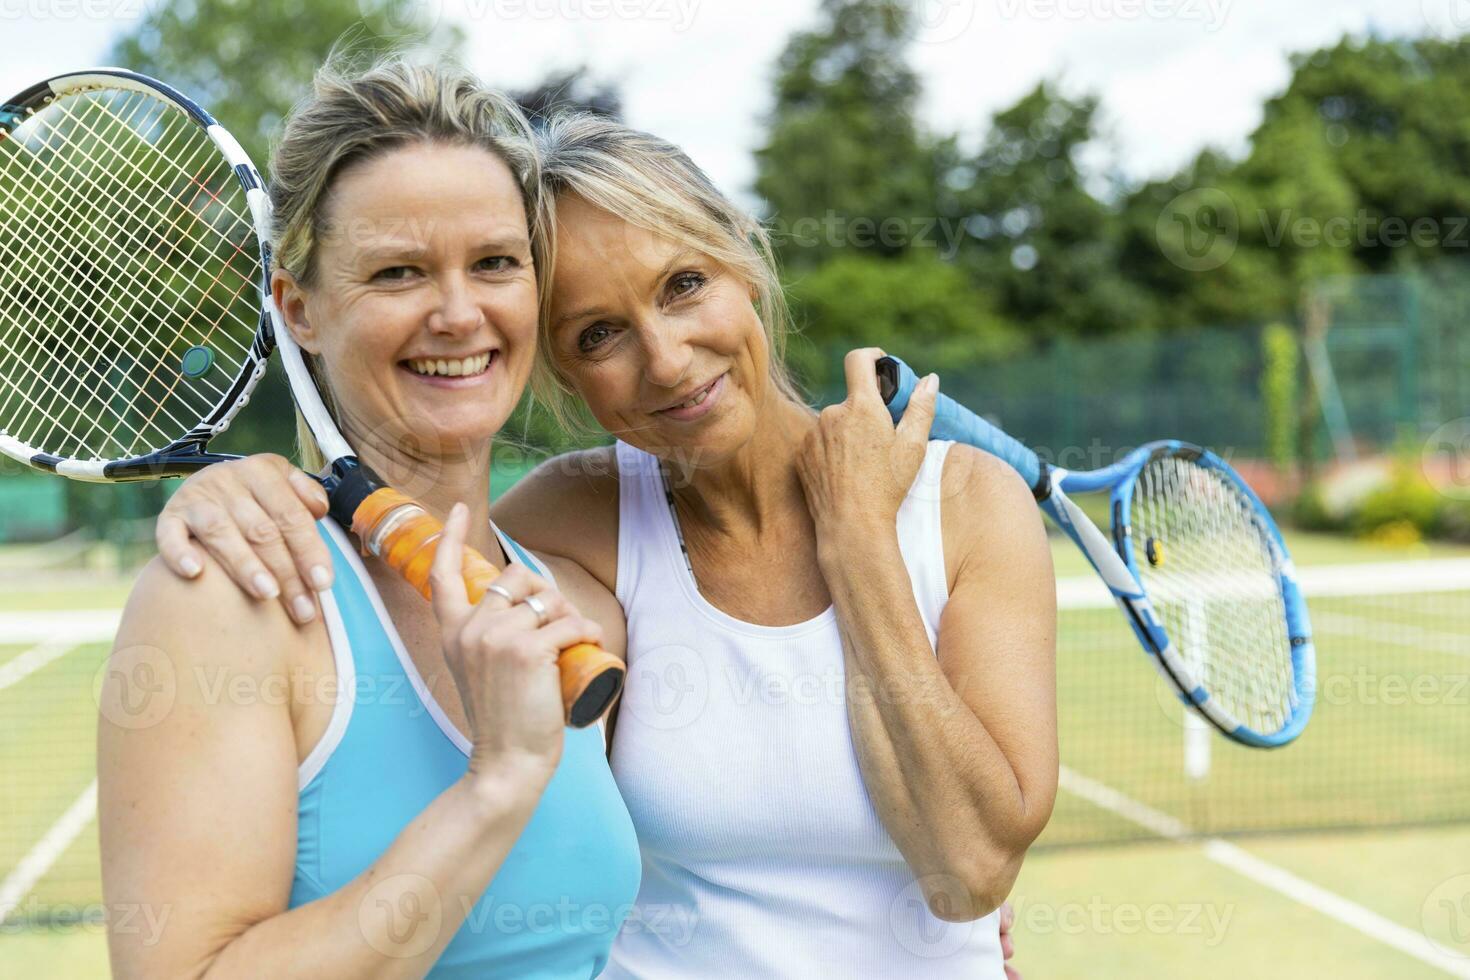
[153,114,1056,978]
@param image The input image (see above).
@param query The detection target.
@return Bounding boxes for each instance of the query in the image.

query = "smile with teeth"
[665,376,720,411]
[406,352,493,378]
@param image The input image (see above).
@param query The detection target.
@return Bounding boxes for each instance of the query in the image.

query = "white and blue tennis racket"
[0,68,623,727]
[878,355,1315,748]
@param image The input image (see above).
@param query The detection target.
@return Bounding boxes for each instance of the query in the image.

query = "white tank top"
[603,438,1004,979]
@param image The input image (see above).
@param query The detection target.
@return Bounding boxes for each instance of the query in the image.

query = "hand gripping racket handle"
[348,486,625,729]
[875,355,1048,498]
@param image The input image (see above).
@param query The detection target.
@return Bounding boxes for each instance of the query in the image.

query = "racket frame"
[877,355,1316,747]
[0,68,345,481]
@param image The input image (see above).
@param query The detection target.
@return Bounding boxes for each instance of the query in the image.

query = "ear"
[272,268,322,355]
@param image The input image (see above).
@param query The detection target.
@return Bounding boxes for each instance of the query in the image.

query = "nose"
[428,272,483,338]
[640,315,694,390]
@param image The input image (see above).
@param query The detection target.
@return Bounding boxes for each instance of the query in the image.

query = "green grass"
[1048,527,1470,578]
[3,533,1468,975]
[1043,588,1470,846]
[1012,828,1469,978]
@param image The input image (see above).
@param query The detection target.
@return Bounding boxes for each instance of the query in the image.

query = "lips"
[655,372,726,421]
[404,351,494,378]
[658,374,721,413]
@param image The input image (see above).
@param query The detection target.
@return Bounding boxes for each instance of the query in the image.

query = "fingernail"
[292,595,316,623]
[309,566,332,590]
[253,572,280,599]
[924,373,939,392]
[180,555,202,578]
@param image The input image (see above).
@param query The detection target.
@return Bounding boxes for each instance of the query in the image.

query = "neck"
[344,424,503,571]
[665,393,817,537]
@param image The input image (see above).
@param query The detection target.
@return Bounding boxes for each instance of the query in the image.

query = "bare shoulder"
[534,551,627,662]
[937,442,1051,589]
[115,555,303,678]
[491,445,620,590]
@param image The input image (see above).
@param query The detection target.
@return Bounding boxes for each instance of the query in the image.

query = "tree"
[784,251,1020,393]
[955,82,1155,339]
[109,0,462,168]
[754,0,940,269]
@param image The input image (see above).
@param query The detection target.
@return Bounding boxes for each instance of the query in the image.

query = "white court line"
[1059,765,1470,978]
[0,609,120,645]
[1313,611,1470,659]
[0,640,80,693]
[0,780,98,927]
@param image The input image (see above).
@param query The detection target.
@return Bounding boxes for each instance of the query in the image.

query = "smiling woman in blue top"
[99,61,640,979]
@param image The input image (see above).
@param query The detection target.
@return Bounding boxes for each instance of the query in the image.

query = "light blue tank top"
[289,520,641,979]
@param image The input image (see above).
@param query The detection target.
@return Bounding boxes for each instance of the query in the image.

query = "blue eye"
[374,266,415,281]
[477,256,517,272]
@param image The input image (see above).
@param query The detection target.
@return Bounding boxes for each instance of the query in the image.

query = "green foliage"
[783,252,1019,392]
[1352,467,1444,538]
[954,82,1155,339]
[754,0,939,270]
[1260,323,1300,472]
[109,0,462,168]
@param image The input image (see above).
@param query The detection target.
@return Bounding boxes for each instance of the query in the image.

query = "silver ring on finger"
[522,593,550,627]
[485,583,515,605]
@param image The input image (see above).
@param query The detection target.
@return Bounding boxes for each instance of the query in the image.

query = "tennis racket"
[0,68,623,728]
[878,355,1315,747]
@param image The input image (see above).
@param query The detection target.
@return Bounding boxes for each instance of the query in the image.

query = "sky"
[4,0,1466,203]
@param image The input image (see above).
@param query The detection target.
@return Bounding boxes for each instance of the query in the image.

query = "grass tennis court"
[3,532,1469,976]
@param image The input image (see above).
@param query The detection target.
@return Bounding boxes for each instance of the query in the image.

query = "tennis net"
[1040,557,1470,848]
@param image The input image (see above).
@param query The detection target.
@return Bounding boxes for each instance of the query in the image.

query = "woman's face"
[278,142,538,464]
[546,194,771,466]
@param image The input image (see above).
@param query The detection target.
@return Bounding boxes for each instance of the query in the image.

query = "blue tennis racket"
[877,355,1315,748]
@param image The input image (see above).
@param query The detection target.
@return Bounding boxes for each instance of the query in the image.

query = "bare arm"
[153,448,623,623]
[820,446,1057,919]
[490,447,620,592]
[796,350,1057,921]
[104,507,595,978]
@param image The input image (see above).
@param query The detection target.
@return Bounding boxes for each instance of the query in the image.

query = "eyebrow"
[553,248,704,328]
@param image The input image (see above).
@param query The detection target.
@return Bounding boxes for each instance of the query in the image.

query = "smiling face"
[275,141,538,464]
[546,194,773,464]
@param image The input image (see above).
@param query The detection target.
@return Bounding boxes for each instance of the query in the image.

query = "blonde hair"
[268,57,544,472]
[529,113,805,437]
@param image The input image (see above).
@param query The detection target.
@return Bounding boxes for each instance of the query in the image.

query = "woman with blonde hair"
[151,107,1055,977]
[101,61,640,979]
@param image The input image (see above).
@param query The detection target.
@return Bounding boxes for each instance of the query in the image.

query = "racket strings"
[0,93,247,453]
[0,86,262,463]
[1130,455,1296,734]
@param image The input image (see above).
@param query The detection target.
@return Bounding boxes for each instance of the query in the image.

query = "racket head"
[1110,441,1316,747]
[0,68,274,482]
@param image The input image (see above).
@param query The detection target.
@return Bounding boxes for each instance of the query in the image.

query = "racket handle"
[349,487,624,729]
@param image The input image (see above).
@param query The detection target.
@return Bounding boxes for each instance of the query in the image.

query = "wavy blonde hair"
[529,113,805,437]
[267,57,543,472]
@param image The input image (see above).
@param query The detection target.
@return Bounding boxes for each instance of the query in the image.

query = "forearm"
[199,776,543,980]
[821,527,1034,903]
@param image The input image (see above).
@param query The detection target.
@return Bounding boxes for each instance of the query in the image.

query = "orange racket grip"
[350,488,624,728]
